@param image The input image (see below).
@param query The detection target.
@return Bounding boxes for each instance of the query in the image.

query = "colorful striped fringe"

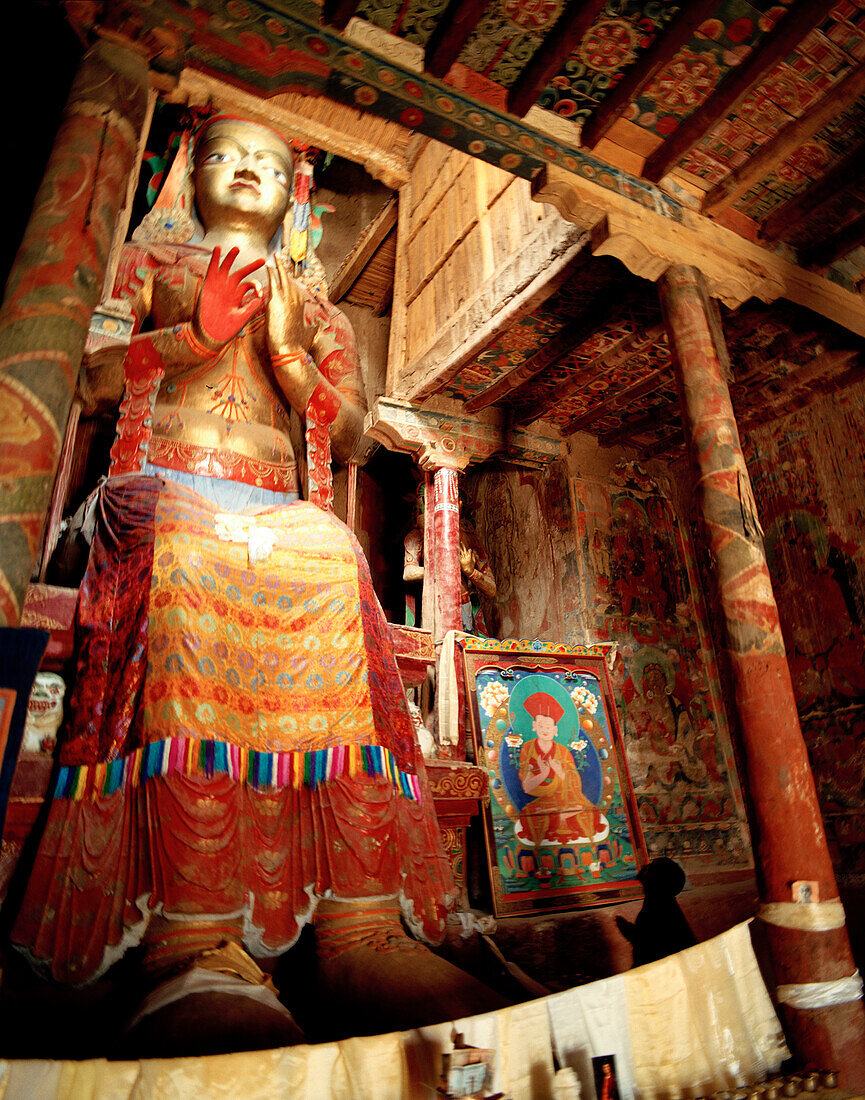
[53,738,421,804]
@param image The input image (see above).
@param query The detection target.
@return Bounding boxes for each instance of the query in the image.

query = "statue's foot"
[119,940,304,1057]
[312,898,509,1038]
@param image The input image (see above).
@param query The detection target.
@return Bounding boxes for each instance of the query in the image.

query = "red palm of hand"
[196,246,265,345]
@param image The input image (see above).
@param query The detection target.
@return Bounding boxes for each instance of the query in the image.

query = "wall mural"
[743,380,865,883]
[467,460,751,882]
[571,465,750,877]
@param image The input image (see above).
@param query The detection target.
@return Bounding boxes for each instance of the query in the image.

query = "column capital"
[534,162,865,340]
[367,397,561,471]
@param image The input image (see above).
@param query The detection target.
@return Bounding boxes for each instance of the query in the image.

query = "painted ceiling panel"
[67,0,865,308]
[434,247,864,456]
[460,0,565,87]
[733,91,865,222]
[529,2,684,122]
[354,0,449,47]
[629,0,773,136]
[681,15,864,194]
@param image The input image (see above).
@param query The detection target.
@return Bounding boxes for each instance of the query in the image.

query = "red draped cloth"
[13,477,454,984]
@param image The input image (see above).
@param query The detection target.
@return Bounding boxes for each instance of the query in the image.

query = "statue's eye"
[261,164,288,184]
[203,151,233,164]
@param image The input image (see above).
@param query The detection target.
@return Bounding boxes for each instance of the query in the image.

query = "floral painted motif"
[501,0,563,32]
[646,49,723,114]
[579,18,640,72]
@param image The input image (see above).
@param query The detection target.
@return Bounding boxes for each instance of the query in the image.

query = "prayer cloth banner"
[0,922,788,1099]
[12,477,452,984]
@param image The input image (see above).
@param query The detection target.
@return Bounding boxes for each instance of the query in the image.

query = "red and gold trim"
[147,435,300,494]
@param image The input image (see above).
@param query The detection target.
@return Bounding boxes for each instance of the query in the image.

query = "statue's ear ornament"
[276,144,330,300]
[132,129,197,245]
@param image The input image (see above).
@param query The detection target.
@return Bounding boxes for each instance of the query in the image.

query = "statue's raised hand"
[195,246,265,348]
[266,254,317,357]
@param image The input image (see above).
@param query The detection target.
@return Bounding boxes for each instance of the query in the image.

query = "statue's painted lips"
[229,179,260,194]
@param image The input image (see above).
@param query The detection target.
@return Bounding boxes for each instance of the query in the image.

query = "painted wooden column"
[0,37,149,625]
[422,471,436,634]
[431,464,462,639]
[659,263,865,1084]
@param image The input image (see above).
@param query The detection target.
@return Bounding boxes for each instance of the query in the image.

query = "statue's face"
[193,118,293,237]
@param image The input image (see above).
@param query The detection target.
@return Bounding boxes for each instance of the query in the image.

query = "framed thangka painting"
[461,639,646,917]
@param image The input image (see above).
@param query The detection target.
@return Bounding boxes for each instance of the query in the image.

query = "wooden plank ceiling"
[319,0,865,271]
[443,256,865,456]
[323,0,865,454]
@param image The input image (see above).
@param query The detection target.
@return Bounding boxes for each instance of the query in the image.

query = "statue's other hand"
[267,254,317,357]
[459,546,476,575]
[196,245,265,347]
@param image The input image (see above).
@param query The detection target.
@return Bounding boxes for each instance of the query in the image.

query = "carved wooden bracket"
[533,163,865,339]
[367,397,562,471]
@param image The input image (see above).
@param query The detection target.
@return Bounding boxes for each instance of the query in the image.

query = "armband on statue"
[175,322,219,359]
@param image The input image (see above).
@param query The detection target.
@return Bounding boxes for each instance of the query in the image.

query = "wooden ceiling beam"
[600,406,679,447]
[704,63,865,215]
[320,0,362,32]
[510,320,666,425]
[329,198,398,304]
[642,0,835,184]
[424,0,489,79]
[800,210,865,269]
[760,141,865,243]
[580,0,718,150]
[507,0,609,119]
[560,358,670,434]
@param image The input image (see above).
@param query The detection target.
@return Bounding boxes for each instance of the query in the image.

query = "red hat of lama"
[524,692,564,723]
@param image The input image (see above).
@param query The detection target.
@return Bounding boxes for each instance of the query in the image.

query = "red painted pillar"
[660,264,865,1084]
[422,471,436,633]
[0,37,149,624]
[431,465,462,638]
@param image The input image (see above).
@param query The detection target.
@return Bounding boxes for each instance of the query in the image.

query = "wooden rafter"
[642,0,835,184]
[560,356,670,434]
[704,63,865,215]
[320,0,362,31]
[801,210,865,269]
[580,0,718,150]
[329,198,398,304]
[600,406,678,446]
[507,0,608,119]
[510,321,667,426]
[463,312,598,414]
[425,0,489,79]
[760,141,865,243]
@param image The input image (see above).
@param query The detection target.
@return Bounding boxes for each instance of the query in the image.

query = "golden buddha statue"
[82,116,368,497]
[13,116,503,1053]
